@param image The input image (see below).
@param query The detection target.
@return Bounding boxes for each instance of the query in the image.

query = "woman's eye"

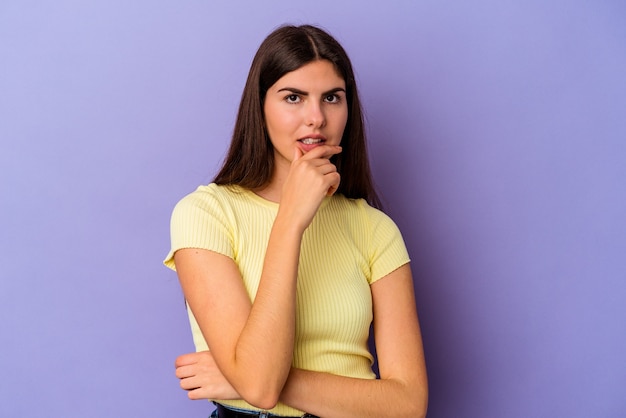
[285,94,300,104]
[324,94,340,103]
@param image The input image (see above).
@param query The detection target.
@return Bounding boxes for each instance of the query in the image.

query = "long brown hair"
[214,24,381,208]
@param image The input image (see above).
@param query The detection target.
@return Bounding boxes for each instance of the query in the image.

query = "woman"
[164,24,428,418]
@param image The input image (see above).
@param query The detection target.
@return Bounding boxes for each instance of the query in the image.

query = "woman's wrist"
[273,208,310,237]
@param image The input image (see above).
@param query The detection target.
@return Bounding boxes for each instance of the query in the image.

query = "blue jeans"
[210,402,317,417]
[210,404,273,417]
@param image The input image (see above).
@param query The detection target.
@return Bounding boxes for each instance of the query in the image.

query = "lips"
[298,133,327,144]
[297,135,327,152]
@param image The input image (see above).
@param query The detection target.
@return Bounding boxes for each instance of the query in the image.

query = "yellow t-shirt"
[164,184,410,416]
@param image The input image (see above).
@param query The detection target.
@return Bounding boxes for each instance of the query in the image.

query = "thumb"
[293,146,303,162]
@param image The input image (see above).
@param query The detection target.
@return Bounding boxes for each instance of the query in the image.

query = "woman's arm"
[177,264,428,417]
[174,145,342,410]
[279,263,428,418]
[175,237,297,410]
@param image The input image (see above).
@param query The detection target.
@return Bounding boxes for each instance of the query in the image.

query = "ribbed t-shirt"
[164,183,410,416]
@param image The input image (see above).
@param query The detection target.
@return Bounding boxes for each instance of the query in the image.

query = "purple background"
[1,1,625,417]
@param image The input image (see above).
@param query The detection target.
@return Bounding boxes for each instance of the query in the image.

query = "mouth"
[298,138,326,145]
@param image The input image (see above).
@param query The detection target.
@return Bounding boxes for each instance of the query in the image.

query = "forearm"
[231,215,304,407]
[280,368,427,418]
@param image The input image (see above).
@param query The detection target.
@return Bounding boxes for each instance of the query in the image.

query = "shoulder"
[176,183,240,204]
[169,184,241,231]
[165,184,242,269]
[173,184,245,214]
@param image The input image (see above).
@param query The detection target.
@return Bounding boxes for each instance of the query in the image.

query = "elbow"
[402,401,427,418]
[230,359,291,410]
[238,383,282,411]
[247,394,280,411]
[412,405,428,418]
[397,383,428,418]
[408,389,428,418]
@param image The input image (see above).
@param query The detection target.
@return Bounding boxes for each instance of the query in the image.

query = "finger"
[180,375,201,391]
[175,352,200,368]
[320,145,342,160]
[298,144,341,161]
[293,146,304,162]
[315,160,338,174]
[188,386,210,400]
[175,364,196,379]
[326,172,341,196]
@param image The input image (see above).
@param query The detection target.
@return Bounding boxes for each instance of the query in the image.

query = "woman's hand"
[279,145,342,231]
[175,351,240,400]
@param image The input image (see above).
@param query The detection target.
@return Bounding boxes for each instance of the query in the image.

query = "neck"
[254,170,285,203]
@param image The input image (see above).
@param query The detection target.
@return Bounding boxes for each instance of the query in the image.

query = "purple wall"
[1,1,624,417]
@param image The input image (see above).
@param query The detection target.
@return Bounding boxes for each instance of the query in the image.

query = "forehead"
[271,60,345,90]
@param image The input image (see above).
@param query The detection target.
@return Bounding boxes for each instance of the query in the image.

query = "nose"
[305,101,326,128]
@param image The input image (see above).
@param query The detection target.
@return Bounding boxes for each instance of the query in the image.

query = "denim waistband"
[214,403,318,418]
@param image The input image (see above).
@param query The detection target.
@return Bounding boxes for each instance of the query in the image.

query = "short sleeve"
[163,187,234,271]
[366,206,411,284]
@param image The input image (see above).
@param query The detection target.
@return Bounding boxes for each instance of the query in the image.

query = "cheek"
[264,108,281,139]
[335,108,348,132]
[265,107,297,136]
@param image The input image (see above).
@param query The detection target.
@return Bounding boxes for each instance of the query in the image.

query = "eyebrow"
[276,87,346,96]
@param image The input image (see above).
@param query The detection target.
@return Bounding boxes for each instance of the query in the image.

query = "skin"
[174,60,428,417]
[255,59,347,204]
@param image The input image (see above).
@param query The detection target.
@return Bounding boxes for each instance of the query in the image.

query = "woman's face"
[264,60,348,176]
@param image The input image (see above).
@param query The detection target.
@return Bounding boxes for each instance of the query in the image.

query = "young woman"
[164,24,428,418]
